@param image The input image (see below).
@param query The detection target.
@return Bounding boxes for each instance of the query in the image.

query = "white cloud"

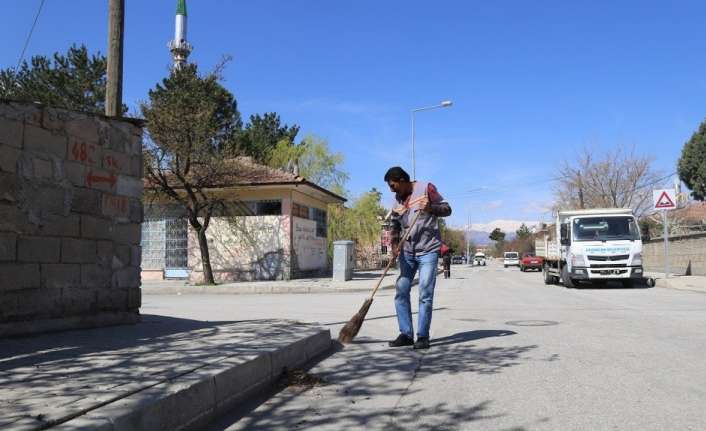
[482,200,504,210]
[464,219,540,233]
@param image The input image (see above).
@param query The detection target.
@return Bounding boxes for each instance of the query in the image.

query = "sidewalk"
[644,272,706,293]
[0,315,332,431]
[141,268,424,295]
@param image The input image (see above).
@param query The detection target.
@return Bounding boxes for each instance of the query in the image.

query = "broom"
[337,209,422,343]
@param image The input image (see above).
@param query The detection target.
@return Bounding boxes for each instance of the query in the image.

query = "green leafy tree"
[0,44,126,114]
[231,112,298,163]
[442,228,466,254]
[327,189,385,265]
[678,119,706,201]
[268,134,348,196]
[489,228,506,256]
[141,63,241,285]
[516,223,532,240]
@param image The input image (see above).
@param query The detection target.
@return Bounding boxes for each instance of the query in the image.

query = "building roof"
[145,156,347,204]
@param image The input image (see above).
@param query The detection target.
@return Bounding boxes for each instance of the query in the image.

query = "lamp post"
[411,100,452,180]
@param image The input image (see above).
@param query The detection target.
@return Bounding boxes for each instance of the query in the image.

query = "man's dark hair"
[384,166,410,182]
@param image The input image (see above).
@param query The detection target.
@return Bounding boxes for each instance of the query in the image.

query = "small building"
[141,157,346,282]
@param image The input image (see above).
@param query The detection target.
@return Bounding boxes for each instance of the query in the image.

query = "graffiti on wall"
[293,217,326,270]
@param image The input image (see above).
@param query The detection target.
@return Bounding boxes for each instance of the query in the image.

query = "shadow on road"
[208,325,537,430]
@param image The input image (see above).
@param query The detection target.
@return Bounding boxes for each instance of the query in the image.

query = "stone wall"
[0,101,143,337]
[643,232,706,276]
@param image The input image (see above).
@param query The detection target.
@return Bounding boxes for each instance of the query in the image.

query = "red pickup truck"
[520,253,543,272]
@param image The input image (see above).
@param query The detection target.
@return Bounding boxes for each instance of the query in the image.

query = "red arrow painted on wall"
[86,170,117,188]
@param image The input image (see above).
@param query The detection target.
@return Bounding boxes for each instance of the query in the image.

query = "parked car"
[503,251,520,268]
[520,253,543,272]
[451,255,464,264]
[473,252,486,266]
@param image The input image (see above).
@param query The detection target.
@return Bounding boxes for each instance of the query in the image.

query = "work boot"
[413,337,430,350]
[388,334,414,347]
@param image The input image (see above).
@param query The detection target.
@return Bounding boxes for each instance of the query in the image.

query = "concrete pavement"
[154,262,706,430]
[0,316,331,430]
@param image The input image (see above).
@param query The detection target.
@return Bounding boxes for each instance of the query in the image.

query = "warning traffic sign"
[653,189,676,210]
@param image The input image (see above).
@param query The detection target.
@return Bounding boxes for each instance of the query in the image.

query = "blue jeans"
[395,251,439,339]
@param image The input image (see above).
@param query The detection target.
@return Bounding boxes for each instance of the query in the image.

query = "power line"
[16,0,46,71]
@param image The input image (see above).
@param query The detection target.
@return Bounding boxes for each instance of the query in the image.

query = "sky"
[2,1,705,229]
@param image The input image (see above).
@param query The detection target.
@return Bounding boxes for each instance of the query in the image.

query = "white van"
[503,251,520,268]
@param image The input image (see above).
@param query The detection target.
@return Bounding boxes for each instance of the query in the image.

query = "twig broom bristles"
[337,210,421,344]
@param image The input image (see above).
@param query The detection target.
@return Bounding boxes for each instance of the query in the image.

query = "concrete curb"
[141,269,443,296]
[52,329,333,431]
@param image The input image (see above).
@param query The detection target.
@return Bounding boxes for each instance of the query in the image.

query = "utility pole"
[466,213,471,265]
[106,0,125,117]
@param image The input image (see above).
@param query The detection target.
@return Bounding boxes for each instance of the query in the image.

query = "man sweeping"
[384,166,452,350]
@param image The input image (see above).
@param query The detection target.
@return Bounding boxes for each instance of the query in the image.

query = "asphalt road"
[143,261,706,430]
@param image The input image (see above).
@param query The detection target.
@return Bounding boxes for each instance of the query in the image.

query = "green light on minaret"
[176,0,187,16]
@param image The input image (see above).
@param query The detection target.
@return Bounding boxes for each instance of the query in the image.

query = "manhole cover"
[505,320,559,327]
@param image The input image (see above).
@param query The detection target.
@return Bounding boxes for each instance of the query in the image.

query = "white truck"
[535,208,645,288]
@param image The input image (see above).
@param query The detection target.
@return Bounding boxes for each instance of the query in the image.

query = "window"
[228,200,282,216]
[311,208,327,237]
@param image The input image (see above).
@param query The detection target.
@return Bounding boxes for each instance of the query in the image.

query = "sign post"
[653,189,676,278]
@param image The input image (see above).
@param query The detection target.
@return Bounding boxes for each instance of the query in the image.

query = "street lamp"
[411,100,453,180]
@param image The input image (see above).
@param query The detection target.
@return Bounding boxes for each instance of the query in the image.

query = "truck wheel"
[561,266,575,288]
[543,267,553,285]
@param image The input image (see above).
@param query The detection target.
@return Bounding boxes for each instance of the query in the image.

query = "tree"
[554,146,662,216]
[678,118,706,201]
[516,223,532,240]
[442,228,466,254]
[267,134,349,196]
[230,112,298,163]
[0,44,126,114]
[141,64,241,285]
[327,189,386,267]
[489,228,506,257]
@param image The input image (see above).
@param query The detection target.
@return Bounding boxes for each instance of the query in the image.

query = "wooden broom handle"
[369,209,422,299]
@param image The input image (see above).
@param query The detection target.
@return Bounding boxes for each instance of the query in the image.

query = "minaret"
[168,0,192,70]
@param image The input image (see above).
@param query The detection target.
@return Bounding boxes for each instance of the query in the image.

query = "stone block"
[85,167,117,193]
[65,117,99,145]
[101,194,129,221]
[0,172,19,205]
[41,263,81,289]
[61,238,97,263]
[102,149,131,175]
[17,236,60,263]
[81,264,112,289]
[0,263,40,291]
[96,240,114,267]
[113,223,141,245]
[0,292,18,320]
[116,175,143,199]
[127,286,141,309]
[0,232,17,261]
[114,244,131,268]
[62,160,86,187]
[1,102,42,125]
[62,286,97,315]
[68,139,101,168]
[130,155,143,178]
[0,144,21,173]
[11,287,64,319]
[128,198,143,223]
[71,188,102,216]
[131,245,141,267]
[39,214,80,237]
[18,182,72,220]
[96,287,128,311]
[33,157,53,179]
[24,124,67,159]
[112,266,140,289]
[42,107,71,132]
[0,119,23,148]
[0,204,38,235]
[81,215,115,240]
